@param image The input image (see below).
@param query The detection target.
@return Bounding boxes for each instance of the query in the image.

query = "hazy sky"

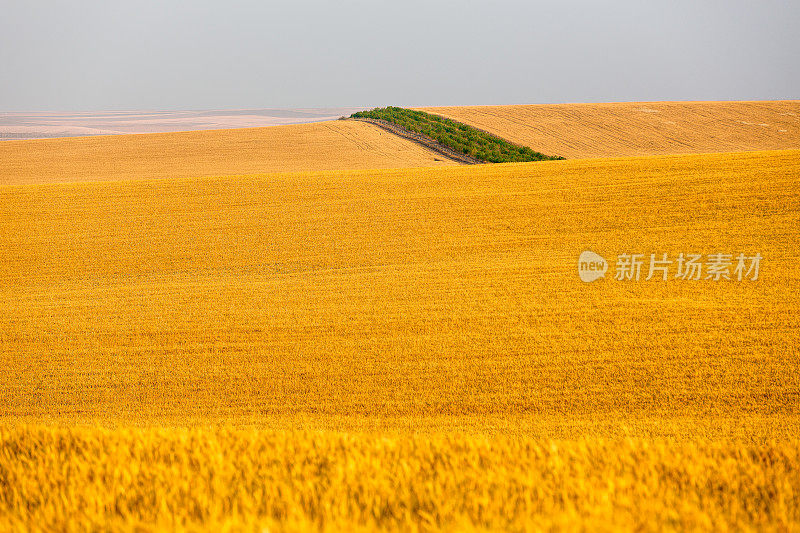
[1,0,797,111]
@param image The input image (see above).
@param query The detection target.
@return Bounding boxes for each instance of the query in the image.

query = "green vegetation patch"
[351,107,564,163]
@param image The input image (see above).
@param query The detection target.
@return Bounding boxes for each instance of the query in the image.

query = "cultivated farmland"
[421,100,800,158]
[2,150,797,433]
[0,120,456,186]
[3,427,799,531]
[1,127,799,528]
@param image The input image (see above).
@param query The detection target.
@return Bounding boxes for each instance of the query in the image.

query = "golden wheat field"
[1,145,799,530]
[3,426,799,532]
[421,100,800,158]
[0,120,455,186]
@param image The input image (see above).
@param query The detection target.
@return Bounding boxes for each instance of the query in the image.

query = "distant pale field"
[1,150,799,530]
[0,108,365,139]
[421,100,800,158]
[0,120,455,186]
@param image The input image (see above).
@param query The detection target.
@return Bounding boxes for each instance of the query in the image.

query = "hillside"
[421,100,800,158]
[0,120,456,186]
[2,148,799,530]
[2,150,797,435]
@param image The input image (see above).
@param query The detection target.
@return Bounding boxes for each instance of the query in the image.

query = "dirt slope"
[0,120,455,185]
[421,100,800,158]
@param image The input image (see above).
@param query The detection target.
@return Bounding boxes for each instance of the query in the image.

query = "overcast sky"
[1,0,797,111]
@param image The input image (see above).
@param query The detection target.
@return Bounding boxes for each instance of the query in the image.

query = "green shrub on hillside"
[352,107,564,163]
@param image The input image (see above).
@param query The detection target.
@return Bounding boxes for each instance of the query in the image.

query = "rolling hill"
[2,150,797,435]
[421,100,800,158]
[0,119,456,186]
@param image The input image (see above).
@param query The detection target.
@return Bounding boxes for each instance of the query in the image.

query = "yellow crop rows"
[1,147,799,530]
[422,100,800,158]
